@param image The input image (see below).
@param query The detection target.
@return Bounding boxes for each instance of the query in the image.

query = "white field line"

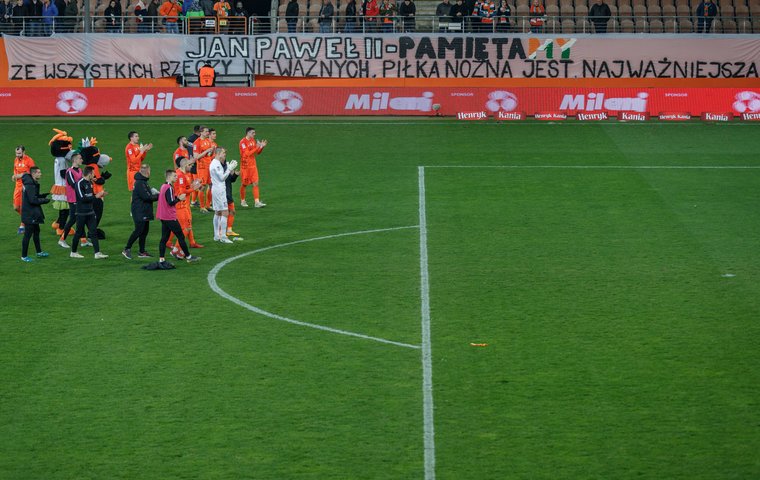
[418,166,436,480]
[424,165,760,169]
[207,225,421,350]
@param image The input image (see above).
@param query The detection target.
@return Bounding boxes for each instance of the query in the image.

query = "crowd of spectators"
[0,0,260,34]
[0,0,750,35]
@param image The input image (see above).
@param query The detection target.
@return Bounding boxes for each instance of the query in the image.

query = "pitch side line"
[208,226,421,350]
[423,165,760,169]
[418,167,436,480]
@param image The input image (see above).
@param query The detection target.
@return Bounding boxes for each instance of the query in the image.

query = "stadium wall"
[1,35,758,116]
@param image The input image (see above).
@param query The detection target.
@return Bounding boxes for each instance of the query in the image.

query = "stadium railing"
[1,13,756,35]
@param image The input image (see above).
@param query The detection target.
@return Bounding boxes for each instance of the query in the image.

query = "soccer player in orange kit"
[12,145,36,234]
[125,131,153,191]
[238,127,268,208]
[192,126,215,213]
[170,157,204,258]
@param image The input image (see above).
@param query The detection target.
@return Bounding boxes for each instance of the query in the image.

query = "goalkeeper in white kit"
[209,147,239,244]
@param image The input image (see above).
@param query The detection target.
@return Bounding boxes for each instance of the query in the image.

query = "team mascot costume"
[49,129,74,235]
[78,137,112,239]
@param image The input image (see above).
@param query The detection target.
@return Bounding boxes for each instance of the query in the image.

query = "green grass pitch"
[1,118,759,479]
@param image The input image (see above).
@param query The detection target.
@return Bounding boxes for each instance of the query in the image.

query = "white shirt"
[209,158,232,191]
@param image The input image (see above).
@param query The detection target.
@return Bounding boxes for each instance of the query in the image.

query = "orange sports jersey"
[174,147,188,164]
[239,138,263,169]
[193,138,213,170]
[14,154,36,186]
[125,143,146,172]
[175,169,193,210]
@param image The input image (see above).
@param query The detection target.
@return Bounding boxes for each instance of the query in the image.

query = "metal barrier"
[1,13,755,35]
[275,14,758,34]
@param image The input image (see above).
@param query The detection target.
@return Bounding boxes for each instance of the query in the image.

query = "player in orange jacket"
[11,145,36,234]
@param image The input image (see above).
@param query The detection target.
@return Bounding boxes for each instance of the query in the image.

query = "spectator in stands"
[463,0,475,30]
[343,0,357,32]
[104,0,121,32]
[436,0,451,28]
[10,0,26,35]
[0,0,12,33]
[54,0,64,24]
[159,0,181,33]
[398,0,415,32]
[473,0,494,32]
[135,0,147,31]
[24,0,43,36]
[494,0,511,32]
[231,1,247,33]
[213,0,230,32]
[146,0,159,31]
[318,0,334,33]
[695,0,717,33]
[200,0,215,16]
[528,0,545,33]
[41,0,57,36]
[63,0,76,32]
[285,0,297,32]
[588,0,611,33]
[363,0,379,32]
[379,0,395,32]
[449,0,464,26]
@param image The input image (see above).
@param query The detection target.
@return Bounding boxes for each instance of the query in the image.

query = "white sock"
[212,215,219,239]
[220,216,228,238]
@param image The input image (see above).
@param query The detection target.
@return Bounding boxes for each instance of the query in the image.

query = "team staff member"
[70,166,109,259]
[20,166,50,262]
[11,145,36,234]
[156,169,200,265]
[123,164,159,260]
[238,127,268,208]
[125,131,154,191]
[58,153,87,249]
[199,62,216,87]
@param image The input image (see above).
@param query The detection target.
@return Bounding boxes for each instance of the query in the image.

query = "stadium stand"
[3,0,760,34]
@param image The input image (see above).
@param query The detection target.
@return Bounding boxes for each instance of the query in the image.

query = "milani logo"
[129,92,218,112]
[560,92,648,112]
[345,92,434,112]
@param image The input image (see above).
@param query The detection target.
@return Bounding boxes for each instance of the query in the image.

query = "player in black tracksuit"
[71,167,106,257]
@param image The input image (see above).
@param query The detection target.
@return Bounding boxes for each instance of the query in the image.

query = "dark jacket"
[399,0,415,25]
[318,1,333,23]
[588,2,611,24]
[223,162,238,203]
[285,0,298,19]
[695,1,717,18]
[345,0,356,21]
[449,2,464,21]
[131,171,159,221]
[25,0,43,18]
[74,177,96,216]
[21,173,50,225]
